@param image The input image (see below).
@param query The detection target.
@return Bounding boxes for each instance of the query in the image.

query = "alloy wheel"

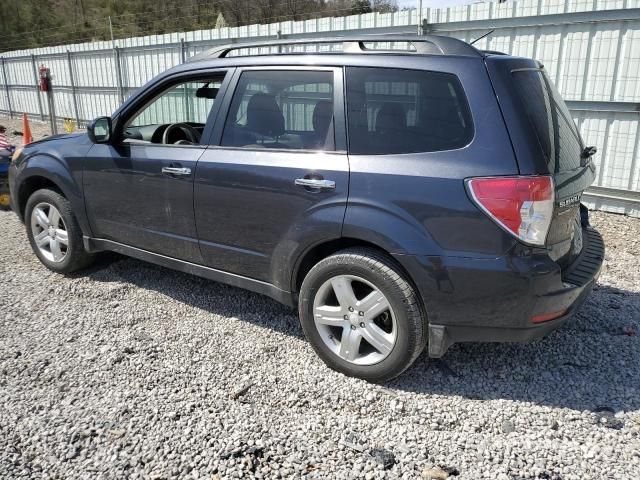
[30,202,69,263]
[312,275,397,366]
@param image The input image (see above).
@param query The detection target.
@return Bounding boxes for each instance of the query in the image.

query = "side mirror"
[87,116,112,143]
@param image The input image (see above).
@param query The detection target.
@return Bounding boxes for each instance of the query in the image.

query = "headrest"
[312,100,333,134]
[375,103,406,133]
[246,93,285,137]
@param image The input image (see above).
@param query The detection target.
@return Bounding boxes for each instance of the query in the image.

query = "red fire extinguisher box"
[38,65,51,92]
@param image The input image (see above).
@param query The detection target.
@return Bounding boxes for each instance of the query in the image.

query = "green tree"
[372,0,398,13]
[0,0,405,53]
[351,0,372,14]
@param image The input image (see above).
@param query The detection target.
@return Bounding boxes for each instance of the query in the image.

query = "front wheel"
[298,248,427,382]
[25,188,94,273]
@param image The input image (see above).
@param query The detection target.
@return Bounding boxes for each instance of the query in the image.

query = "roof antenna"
[470,29,495,45]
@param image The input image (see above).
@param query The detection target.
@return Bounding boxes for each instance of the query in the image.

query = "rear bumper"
[395,227,604,357]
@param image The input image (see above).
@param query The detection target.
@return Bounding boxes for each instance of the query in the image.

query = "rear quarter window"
[512,69,583,173]
[345,67,473,155]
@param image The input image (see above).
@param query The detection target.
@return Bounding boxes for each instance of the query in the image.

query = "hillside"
[0,0,398,53]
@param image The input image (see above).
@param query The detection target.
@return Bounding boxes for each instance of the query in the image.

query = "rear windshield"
[512,69,583,173]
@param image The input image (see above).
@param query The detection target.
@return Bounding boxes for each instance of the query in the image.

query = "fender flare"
[282,202,443,294]
[341,201,441,256]
[16,154,92,236]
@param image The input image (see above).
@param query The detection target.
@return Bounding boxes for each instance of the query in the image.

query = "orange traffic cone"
[22,113,33,145]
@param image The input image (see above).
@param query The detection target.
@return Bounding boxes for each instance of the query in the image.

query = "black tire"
[25,188,94,273]
[298,247,427,382]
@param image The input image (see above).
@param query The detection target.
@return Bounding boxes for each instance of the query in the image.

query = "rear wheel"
[299,248,426,382]
[25,188,94,273]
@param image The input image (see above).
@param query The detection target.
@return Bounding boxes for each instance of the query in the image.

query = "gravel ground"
[1,205,639,478]
[0,116,72,146]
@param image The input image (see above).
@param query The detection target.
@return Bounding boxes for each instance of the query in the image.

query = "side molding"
[84,237,296,307]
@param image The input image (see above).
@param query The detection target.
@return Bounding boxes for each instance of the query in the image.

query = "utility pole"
[109,16,115,48]
[31,55,45,121]
[109,16,124,103]
[417,0,423,35]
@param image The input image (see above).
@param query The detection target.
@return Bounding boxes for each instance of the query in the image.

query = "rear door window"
[221,70,335,151]
[345,67,473,155]
[512,69,583,173]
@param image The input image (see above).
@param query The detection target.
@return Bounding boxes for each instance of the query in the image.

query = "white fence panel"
[0,0,639,214]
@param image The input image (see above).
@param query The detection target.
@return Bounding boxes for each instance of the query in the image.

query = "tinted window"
[512,69,583,173]
[221,70,334,151]
[345,67,473,155]
[128,77,225,127]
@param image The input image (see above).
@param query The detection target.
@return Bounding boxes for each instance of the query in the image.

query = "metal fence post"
[31,54,45,121]
[180,39,192,121]
[46,79,58,135]
[180,38,188,63]
[1,57,13,119]
[114,46,125,103]
[66,50,81,127]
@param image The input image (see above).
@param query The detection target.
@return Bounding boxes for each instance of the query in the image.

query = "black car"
[8,35,604,381]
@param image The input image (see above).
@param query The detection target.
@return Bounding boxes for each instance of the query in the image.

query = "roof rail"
[188,34,481,62]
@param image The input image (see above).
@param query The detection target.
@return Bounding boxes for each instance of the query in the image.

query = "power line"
[110,4,357,33]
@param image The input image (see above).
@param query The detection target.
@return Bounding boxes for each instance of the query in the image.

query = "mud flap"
[428,324,453,358]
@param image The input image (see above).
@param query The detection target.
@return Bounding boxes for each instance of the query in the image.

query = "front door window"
[123,75,226,146]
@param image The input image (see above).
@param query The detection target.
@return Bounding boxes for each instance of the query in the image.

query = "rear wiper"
[581,146,597,159]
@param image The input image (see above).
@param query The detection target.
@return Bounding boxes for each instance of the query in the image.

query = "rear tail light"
[466,175,554,246]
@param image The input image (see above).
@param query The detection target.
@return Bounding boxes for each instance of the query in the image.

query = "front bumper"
[395,227,604,357]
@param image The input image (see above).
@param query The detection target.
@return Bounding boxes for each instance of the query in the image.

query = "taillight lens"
[466,175,554,246]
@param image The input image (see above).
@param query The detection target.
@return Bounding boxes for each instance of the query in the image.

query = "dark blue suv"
[8,36,604,381]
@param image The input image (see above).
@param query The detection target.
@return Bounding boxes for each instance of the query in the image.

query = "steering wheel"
[162,123,201,145]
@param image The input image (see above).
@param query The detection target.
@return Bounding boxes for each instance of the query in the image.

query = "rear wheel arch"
[292,238,423,307]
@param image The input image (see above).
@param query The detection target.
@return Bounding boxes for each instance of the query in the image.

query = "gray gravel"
[0,117,63,146]
[1,209,639,480]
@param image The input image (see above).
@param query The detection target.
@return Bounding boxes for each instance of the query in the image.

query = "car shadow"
[77,252,303,337]
[81,253,639,413]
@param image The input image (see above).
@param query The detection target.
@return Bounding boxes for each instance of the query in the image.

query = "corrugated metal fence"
[1,0,639,214]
